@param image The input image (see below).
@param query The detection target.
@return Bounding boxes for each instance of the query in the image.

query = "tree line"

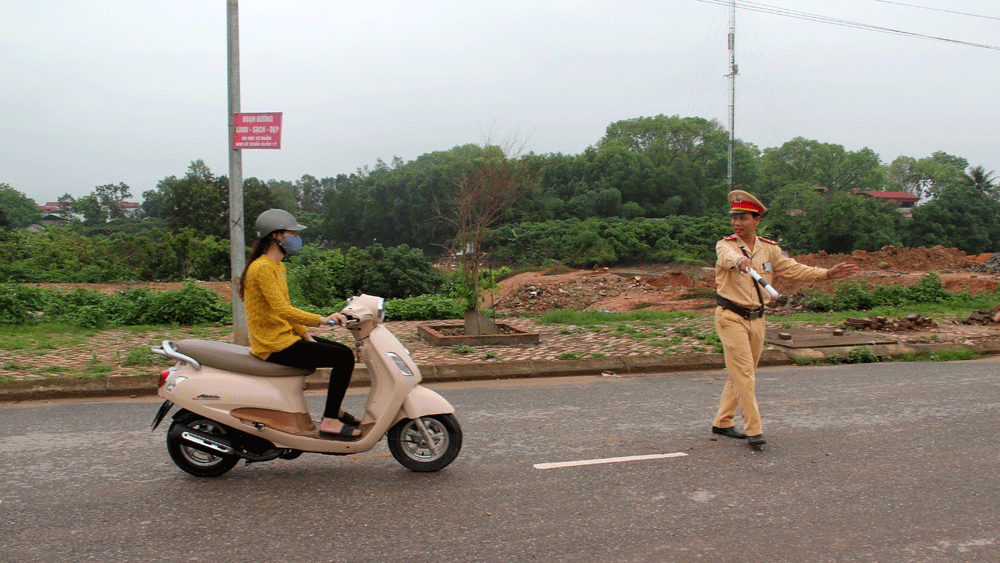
[2,114,998,283]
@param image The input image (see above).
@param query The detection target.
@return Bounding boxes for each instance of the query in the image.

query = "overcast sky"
[2,0,997,206]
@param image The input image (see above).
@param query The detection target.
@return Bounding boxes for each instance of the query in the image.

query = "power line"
[873,0,1000,22]
[694,0,1000,50]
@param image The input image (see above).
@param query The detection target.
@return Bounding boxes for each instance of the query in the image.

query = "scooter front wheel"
[387,414,462,472]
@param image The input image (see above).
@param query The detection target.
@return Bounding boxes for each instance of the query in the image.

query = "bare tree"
[437,135,535,335]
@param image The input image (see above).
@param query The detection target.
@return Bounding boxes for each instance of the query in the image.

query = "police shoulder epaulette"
[723,235,737,241]
[759,236,779,245]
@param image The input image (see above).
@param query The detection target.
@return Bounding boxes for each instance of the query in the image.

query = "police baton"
[746,268,780,298]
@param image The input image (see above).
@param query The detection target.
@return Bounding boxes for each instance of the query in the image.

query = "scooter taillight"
[158,370,171,388]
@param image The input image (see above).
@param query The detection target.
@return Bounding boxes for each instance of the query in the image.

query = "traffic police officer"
[713,190,858,448]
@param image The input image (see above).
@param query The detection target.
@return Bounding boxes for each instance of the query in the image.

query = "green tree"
[296,174,325,213]
[758,138,884,200]
[140,187,164,219]
[887,151,968,200]
[94,182,132,219]
[807,192,900,253]
[761,182,825,253]
[0,183,43,228]
[55,193,76,221]
[154,160,228,238]
[594,115,734,215]
[598,114,729,172]
[73,194,106,226]
[965,165,997,198]
[903,184,1000,254]
[764,188,900,254]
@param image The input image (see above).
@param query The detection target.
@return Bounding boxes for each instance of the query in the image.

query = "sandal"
[319,424,362,442]
[338,411,362,426]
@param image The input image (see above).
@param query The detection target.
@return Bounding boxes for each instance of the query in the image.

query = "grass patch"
[82,362,115,377]
[37,365,72,374]
[557,351,583,360]
[679,287,718,300]
[541,309,705,326]
[796,346,981,366]
[117,345,159,367]
[0,323,90,351]
[897,349,981,362]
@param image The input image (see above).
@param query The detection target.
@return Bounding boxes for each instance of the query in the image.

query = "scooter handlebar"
[327,317,361,327]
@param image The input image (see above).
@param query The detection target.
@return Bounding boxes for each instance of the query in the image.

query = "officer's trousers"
[713,306,767,436]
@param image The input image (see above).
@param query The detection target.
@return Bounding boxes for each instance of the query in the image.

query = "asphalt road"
[1,358,999,563]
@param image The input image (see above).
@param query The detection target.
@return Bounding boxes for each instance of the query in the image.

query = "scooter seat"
[175,339,314,377]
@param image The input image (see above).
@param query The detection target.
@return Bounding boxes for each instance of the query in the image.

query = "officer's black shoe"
[712,426,747,439]
[747,434,767,447]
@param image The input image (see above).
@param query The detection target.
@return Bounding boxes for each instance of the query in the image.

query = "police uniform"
[714,191,829,439]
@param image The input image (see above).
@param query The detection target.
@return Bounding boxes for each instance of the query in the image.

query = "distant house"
[40,213,68,227]
[37,201,142,221]
[102,201,142,218]
[857,191,919,219]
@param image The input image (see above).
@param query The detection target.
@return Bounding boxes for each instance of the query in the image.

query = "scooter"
[150,294,462,477]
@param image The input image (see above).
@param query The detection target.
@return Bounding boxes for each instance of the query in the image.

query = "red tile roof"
[860,191,919,202]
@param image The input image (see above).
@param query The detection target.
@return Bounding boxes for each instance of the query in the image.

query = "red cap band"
[730,200,763,214]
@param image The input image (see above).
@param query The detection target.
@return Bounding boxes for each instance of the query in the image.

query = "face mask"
[279,234,303,255]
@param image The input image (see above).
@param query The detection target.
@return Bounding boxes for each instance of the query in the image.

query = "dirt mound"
[646,270,708,289]
[492,246,998,314]
[790,245,977,271]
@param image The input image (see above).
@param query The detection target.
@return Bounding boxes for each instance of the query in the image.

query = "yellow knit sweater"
[243,256,320,359]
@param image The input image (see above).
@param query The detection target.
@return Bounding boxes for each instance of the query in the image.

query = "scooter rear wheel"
[387,414,462,472]
[166,413,240,478]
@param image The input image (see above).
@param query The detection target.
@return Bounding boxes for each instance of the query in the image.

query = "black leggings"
[265,336,355,420]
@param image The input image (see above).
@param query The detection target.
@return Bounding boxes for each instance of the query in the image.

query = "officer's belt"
[717,297,765,320]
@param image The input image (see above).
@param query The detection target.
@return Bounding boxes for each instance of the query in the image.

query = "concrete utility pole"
[227,0,248,345]
[726,0,738,191]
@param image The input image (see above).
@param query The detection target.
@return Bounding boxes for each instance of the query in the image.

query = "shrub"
[287,243,446,307]
[139,282,232,325]
[74,304,109,329]
[845,346,878,364]
[800,272,955,313]
[0,284,51,324]
[385,294,463,321]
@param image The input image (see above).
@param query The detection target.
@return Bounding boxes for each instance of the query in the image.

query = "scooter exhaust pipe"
[169,424,238,456]
[168,423,283,463]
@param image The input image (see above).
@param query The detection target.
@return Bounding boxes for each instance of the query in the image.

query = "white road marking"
[533,452,688,470]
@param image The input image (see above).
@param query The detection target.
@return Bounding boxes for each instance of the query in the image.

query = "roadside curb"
[2,342,997,403]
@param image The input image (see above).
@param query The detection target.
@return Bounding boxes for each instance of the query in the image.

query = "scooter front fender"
[393,385,455,426]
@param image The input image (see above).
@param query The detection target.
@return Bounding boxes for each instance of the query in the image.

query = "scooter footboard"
[394,385,455,425]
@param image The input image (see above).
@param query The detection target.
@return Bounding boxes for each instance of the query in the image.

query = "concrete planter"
[417,322,540,347]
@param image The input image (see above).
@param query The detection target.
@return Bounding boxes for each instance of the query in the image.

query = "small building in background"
[857,190,919,219]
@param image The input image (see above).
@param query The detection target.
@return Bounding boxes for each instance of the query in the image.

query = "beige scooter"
[150,294,462,477]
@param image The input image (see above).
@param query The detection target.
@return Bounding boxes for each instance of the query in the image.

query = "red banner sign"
[232,112,282,149]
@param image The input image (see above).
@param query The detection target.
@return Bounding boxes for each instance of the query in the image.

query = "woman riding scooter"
[238,208,361,441]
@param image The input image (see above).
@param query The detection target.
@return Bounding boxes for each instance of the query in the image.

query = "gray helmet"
[254,208,307,238]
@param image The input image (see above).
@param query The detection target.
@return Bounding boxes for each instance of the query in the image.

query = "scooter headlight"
[386,352,413,376]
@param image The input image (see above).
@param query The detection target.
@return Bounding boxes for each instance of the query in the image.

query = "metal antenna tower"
[726,0,738,191]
